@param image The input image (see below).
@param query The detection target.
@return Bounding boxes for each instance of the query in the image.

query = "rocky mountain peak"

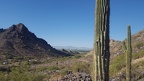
[0,23,71,60]
[16,23,28,32]
[8,23,29,33]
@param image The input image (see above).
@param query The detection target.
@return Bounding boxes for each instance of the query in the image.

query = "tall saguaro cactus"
[94,0,110,81]
[126,25,132,81]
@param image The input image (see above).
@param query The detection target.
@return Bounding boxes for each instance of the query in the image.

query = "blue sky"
[0,0,144,48]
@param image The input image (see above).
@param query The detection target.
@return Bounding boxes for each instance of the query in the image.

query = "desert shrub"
[8,66,31,81]
[47,66,59,71]
[132,50,144,60]
[37,66,47,71]
[132,60,144,69]
[47,59,53,63]
[5,54,14,59]
[134,42,144,49]
[71,62,89,73]
[14,56,24,61]
[0,66,10,72]
[0,72,8,81]
[58,56,72,61]
[131,61,144,80]
[72,55,82,59]
[110,50,144,77]
[31,74,45,81]
[110,53,126,76]
[0,62,48,81]
[30,61,40,64]
[60,68,69,76]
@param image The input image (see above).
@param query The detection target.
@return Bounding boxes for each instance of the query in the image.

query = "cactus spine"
[126,25,132,81]
[94,0,110,81]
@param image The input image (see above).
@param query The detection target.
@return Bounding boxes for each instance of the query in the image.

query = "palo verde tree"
[94,0,110,81]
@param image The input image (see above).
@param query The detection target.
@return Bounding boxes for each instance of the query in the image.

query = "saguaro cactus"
[126,25,132,81]
[94,0,110,81]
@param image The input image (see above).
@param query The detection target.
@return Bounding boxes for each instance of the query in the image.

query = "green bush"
[47,66,59,71]
[0,72,8,81]
[31,74,45,81]
[60,68,69,76]
[8,66,32,81]
[37,67,47,71]
[0,63,46,81]
[72,55,82,59]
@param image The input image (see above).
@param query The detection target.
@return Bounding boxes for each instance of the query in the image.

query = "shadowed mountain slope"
[0,23,70,60]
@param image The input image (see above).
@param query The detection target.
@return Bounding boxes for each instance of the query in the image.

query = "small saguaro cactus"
[126,25,132,81]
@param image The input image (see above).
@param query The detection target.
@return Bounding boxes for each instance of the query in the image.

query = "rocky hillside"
[90,29,144,81]
[0,23,70,60]
[131,30,144,52]
[109,29,144,58]
[109,39,123,58]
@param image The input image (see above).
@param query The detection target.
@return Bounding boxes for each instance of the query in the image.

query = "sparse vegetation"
[47,66,59,71]
[0,64,48,81]
[71,61,89,73]
[132,50,144,59]
[134,42,144,49]
[110,53,126,76]
[0,44,144,81]
[110,49,144,80]
[72,54,82,59]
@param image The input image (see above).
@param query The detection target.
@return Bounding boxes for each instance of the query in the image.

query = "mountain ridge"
[0,23,71,60]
